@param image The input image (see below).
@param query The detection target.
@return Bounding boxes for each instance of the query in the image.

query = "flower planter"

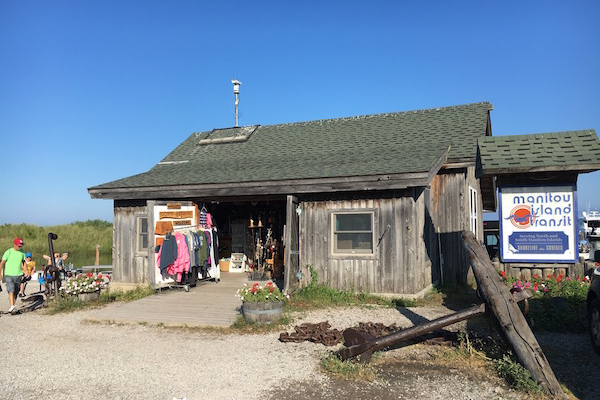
[242,301,284,324]
[77,290,101,302]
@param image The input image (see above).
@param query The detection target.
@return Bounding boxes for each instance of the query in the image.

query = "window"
[136,217,149,253]
[332,212,374,254]
[469,186,478,236]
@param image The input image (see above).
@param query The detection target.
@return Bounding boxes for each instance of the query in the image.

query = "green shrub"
[494,353,544,395]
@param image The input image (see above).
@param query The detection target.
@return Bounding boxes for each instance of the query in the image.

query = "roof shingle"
[478,129,600,174]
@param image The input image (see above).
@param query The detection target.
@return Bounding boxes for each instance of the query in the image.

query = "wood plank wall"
[429,166,483,285]
[113,204,150,284]
[299,191,433,295]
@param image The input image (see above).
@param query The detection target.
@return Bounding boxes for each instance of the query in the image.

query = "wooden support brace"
[462,231,566,398]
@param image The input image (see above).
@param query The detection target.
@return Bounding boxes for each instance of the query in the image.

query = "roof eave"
[482,163,600,176]
[88,172,434,200]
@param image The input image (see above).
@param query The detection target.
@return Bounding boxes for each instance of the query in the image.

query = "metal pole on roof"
[232,79,241,127]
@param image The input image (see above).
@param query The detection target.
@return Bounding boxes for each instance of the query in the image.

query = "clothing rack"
[157,224,220,291]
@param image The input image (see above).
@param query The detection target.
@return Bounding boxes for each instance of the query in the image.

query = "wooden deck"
[86,272,251,327]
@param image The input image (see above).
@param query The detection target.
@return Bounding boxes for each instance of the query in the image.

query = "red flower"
[98,274,103,279]
[269,286,274,292]
[87,273,93,278]
[500,271,506,278]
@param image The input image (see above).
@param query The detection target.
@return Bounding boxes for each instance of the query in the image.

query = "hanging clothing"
[200,208,208,227]
[206,227,220,280]
[190,232,201,267]
[158,232,177,273]
[166,232,190,282]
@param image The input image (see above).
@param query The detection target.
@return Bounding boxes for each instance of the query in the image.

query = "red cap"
[14,237,24,247]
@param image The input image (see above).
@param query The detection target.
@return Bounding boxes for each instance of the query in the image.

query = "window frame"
[469,186,478,237]
[329,210,377,258]
[136,216,149,255]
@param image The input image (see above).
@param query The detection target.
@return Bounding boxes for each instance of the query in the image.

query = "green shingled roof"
[478,129,600,174]
[89,102,491,195]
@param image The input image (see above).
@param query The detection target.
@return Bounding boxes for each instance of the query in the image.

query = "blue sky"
[1,0,599,226]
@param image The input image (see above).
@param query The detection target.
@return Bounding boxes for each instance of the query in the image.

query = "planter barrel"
[78,290,101,302]
[242,301,284,324]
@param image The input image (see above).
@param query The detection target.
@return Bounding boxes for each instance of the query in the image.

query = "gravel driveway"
[0,289,597,400]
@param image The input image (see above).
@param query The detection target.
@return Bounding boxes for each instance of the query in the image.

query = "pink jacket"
[167,232,190,282]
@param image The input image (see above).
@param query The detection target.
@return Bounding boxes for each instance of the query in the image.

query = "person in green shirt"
[0,237,27,313]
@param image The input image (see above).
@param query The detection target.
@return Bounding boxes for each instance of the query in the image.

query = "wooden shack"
[89,102,495,295]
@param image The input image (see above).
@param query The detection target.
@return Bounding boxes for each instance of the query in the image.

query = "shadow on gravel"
[266,360,522,400]
[537,333,600,400]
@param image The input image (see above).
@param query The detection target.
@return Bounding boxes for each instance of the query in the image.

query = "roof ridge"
[268,101,492,129]
[193,101,492,134]
[480,129,596,141]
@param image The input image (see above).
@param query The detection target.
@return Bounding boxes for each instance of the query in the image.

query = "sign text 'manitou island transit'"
[512,193,574,227]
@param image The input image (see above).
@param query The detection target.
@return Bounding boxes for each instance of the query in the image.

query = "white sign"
[498,185,578,263]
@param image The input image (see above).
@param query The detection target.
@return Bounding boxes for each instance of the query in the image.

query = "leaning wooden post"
[462,231,566,398]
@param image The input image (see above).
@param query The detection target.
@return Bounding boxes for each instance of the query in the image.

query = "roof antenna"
[232,79,242,127]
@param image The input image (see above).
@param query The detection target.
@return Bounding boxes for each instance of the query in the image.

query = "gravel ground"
[0,289,597,400]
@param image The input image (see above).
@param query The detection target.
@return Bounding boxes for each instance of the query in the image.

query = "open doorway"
[204,200,287,283]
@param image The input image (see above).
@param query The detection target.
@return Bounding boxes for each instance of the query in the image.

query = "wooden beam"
[462,231,566,398]
[336,303,486,363]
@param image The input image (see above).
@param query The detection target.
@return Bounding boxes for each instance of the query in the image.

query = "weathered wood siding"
[299,190,433,295]
[113,201,151,285]
[429,166,483,284]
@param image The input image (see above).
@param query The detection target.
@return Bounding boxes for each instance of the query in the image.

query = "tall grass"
[0,220,113,269]
[288,265,417,311]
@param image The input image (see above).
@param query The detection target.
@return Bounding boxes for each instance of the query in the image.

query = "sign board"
[498,185,578,263]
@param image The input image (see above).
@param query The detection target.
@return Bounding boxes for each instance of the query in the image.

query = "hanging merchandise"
[200,206,208,227]
[168,232,190,282]
[158,232,177,273]
[153,205,224,289]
